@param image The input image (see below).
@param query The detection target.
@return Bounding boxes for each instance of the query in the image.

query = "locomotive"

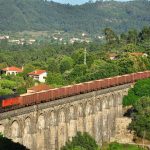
[0,71,150,112]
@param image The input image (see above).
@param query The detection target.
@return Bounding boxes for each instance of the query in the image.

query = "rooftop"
[2,66,23,72]
[28,70,47,76]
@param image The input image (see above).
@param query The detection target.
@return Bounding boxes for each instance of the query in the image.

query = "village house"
[1,66,23,75]
[28,70,47,83]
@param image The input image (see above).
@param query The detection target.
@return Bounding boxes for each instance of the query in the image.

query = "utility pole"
[84,48,87,65]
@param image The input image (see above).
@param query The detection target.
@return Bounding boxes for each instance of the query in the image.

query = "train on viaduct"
[0,71,150,150]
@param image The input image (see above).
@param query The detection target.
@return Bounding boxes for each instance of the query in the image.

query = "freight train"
[0,71,150,112]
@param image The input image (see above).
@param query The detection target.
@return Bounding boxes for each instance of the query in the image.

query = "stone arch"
[58,109,65,123]
[95,100,101,113]
[77,104,83,117]
[85,102,93,136]
[37,114,45,130]
[111,93,117,107]
[49,111,55,125]
[102,96,107,110]
[69,105,75,120]
[76,104,84,133]
[23,117,33,149]
[109,93,114,108]
[85,102,92,116]
[24,117,32,134]
[68,105,77,140]
[0,124,4,135]
[58,108,67,149]
[115,92,123,117]
[36,114,46,150]
[11,120,20,138]
[49,110,57,150]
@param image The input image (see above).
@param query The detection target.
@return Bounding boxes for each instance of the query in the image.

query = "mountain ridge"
[0,0,150,33]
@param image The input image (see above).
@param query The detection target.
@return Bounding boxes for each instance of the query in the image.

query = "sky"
[52,0,131,5]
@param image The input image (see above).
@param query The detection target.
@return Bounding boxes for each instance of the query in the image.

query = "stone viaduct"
[0,83,131,150]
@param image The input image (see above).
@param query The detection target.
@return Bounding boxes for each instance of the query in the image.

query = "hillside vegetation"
[0,0,150,33]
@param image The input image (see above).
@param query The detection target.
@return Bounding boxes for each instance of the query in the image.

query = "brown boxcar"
[101,79,108,89]
[92,80,99,91]
[21,93,37,106]
[95,79,103,90]
[130,73,135,82]
[85,81,94,92]
[65,85,73,96]
[108,77,116,87]
[117,76,125,85]
[147,71,150,78]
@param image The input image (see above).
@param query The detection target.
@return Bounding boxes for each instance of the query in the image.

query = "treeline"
[0,26,150,95]
[0,0,150,33]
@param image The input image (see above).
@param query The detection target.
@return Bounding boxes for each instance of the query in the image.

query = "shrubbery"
[129,97,150,140]
[123,78,150,106]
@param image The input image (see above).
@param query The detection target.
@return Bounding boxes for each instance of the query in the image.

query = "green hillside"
[0,0,150,33]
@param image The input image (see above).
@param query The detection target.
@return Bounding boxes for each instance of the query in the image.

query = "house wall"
[39,72,47,83]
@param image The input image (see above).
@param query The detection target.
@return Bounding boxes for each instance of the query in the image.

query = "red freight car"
[2,96,20,107]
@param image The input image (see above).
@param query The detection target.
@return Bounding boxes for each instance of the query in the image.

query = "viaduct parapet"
[0,84,131,150]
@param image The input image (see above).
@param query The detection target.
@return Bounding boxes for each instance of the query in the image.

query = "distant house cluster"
[0,66,47,83]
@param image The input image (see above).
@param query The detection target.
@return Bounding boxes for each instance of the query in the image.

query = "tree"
[0,135,29,150]
[104,28,119,45]
[129,97,150,140]
[107,142,145,150]
[138,26,150,42]
[47,58,59,73]
[46,72,64,86]
[127,29,138,44]
[123,78,150,106]
[61,132,100,150]
[60,56,74,73]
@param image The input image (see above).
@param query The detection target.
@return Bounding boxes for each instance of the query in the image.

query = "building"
[1,66,23,75]
[28,70,47,83]
[27,84,52,94]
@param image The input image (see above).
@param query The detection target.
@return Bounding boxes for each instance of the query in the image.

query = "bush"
[61,132,100,150]
[123,78,150,106]
[129,97,150,140]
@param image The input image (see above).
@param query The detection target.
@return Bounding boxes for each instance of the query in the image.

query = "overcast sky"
[52,0,131,5]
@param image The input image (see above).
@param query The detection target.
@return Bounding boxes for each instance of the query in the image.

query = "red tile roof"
[28,70,47,76]
[2,66,23,72]
[28,84,52,92]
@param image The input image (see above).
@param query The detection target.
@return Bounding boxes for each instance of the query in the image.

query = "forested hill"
[0,0,150,33]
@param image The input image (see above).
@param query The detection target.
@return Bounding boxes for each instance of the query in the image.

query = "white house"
[28,70,47,83]
[1,66,23,75]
